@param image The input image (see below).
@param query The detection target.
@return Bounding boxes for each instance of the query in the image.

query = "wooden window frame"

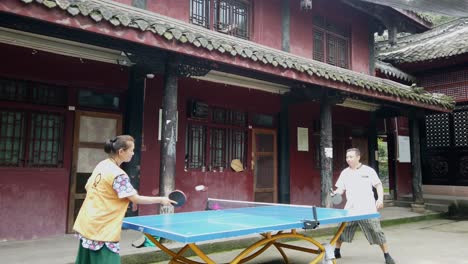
[312,16,351,69]
[0,109,65,168]
[186,106,248,171]
[190,0,251,39]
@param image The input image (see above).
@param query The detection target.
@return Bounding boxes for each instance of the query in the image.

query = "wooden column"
[278,94,291,203]
[281,0,290,52]
[410,112,425,212]
[320,93,333,208]
[159,61,178,215]
[123,66,145,216]
[368,111,379,173]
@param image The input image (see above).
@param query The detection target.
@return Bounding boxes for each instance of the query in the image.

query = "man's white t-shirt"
[335,164,381,214]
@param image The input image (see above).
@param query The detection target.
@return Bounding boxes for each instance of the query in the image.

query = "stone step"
[393,199,449,213]
[399,195,458,205]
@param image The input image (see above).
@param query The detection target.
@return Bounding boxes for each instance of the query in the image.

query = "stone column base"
[411,203,426,213]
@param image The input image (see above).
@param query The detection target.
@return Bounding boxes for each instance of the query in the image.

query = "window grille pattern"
[425,113,450,148]
[0,79,28,101]
[186,124,206,169]
[326,35,349,68]
[420,69,468,87]
[312,16,350,69]
[210,128,226,167]
[214,0,249,39]
[454,111,468,147]
[0,110,64,167]
[230,129,246,160]
[0,78,66,106]
[186,105,247,170]
[28,113,64,167]
[0,111,25,166]
[190,0,210,28]
[427,85,468,102]
[190,0,250,39]
[313,31,325,62]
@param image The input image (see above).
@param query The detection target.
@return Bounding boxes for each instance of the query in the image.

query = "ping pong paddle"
[168,190,187,207]
[330,188,343,205]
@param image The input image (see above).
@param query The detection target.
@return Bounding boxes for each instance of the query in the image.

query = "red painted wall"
[395,117,413,197]
[251,0,282,50]
[289,0,371,74]
[139,78,282,214]
[287,99,371,206]
[111,0,189,21]
[0,44,128,240]
[147,1,190,22]
[289,0,313,58]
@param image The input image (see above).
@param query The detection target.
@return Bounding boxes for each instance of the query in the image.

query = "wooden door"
[252,129,277,203]
[67,111,122,233]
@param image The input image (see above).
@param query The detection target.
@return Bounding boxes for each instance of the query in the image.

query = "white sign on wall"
[397,135,411,163]
[297,127,309,151]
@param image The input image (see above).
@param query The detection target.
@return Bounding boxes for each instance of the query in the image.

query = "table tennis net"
[206,198,310,211]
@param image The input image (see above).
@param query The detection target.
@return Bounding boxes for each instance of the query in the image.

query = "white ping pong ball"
[195,185,205,191]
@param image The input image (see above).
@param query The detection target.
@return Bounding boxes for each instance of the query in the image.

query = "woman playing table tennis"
[73,135,176,264]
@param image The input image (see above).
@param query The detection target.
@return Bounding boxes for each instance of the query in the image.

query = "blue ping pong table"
[122,199,379,264]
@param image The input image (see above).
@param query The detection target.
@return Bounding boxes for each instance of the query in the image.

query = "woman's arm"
[127,194,175,206]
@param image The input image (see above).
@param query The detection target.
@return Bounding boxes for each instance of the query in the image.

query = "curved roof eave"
[5,0,455,111]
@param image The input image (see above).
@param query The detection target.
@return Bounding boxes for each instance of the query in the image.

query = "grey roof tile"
[377,18,468,64]
[18,0,455,110]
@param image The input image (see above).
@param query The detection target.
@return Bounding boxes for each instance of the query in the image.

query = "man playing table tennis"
[331,148,396,264]
[73,135,176,264]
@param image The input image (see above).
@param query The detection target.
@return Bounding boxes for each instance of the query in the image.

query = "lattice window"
[212,107,227,124]
[189,0,250,39]
[186,104,247,170]
[28,113,64,167]
[186,124,206,169]
[210,128,226,167]
[214,0,250,39]
[454,111,468,147]
[420,69,468,87]
[230,129,246,161]
[312,16,350,69]
[0,79,28,101]
[0,111,25,166]
[0,110,64,167]
[190,0,210,28]
[313,30,325,62]
[327,35,349,68]
[427,85,468,102]
[425,113,451,148]
[0,78,66,106]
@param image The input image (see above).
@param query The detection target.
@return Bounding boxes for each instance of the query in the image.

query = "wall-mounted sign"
[297,127,309,151]
[397,135,411,163]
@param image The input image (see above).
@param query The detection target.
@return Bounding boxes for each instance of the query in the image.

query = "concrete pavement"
[0,206,460,264]
[150,219,468,264]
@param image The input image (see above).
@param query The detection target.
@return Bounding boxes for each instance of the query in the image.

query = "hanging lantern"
[300,0,312,11]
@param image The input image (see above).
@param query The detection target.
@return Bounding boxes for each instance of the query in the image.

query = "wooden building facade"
[377,18,468,197]
[0,0,453,241]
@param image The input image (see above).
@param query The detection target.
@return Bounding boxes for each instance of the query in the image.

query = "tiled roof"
[377,18,468,63]
[17,0,454,110]
[375,61,416,83]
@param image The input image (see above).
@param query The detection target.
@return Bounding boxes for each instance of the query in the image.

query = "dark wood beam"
[320,91,334,208]
[159,59,179,215]
[409,111,425,205]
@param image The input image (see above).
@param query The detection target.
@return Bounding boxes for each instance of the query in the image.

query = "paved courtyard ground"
[150,219,468,264]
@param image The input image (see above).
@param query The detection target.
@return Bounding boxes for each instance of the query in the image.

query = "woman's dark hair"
[104,135,135,154]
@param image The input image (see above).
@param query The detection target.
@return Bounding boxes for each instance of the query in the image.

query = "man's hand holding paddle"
[330,188,344,205]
